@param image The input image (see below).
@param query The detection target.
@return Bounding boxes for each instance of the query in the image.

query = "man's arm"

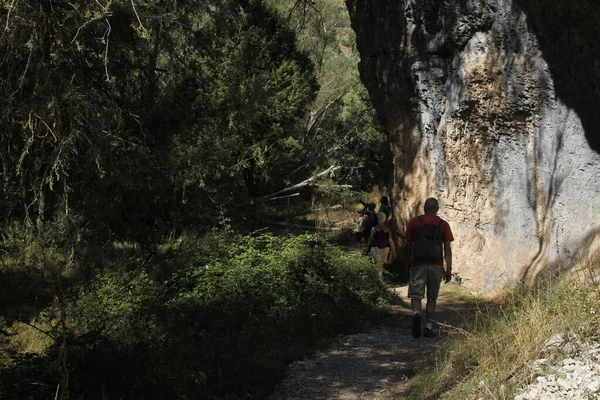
[443,241,452,283]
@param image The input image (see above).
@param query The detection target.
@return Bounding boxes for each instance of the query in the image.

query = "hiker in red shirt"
[404,198,454,338]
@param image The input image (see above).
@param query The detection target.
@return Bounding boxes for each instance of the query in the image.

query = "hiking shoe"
[423,328,437,338]
[412,313,422,338]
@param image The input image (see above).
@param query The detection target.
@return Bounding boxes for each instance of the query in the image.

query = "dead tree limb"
[262,220,341,231]
[261,165,341,201]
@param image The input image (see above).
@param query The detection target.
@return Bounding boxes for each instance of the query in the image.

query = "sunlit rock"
[346,0,600,290]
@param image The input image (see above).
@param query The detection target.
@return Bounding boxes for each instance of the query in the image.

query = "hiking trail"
[270,284,481,400]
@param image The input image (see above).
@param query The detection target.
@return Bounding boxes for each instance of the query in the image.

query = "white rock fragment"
[513,336,600,400]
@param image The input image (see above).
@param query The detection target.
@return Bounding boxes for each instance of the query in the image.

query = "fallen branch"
[261,220,341,231]
[312,204,343,211]
[261,165,341,201]
[264,192,301,201]
[314,184,352,189]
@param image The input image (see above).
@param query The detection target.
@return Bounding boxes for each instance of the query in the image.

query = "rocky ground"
[514,334,600,400]
[269,284,480,400]
[270,283,600,400]
[271,284,600,400]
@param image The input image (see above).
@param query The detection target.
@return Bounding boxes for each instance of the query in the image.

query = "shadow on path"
[270,284,498,400]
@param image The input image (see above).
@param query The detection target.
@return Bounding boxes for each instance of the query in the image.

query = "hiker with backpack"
[355,201,378,249]
[378,196,392,221]
[404,198,454,338]
[378,195,400,244]
[365,212,396,280]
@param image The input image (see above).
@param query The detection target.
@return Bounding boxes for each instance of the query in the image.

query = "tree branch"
[130,0,145,30]
[103,19,111,81]
[14,320,56,341]
[261,165,341,200]
[307,86,353,133]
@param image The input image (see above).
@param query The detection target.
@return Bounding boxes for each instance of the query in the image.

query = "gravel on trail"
[270,284,600,400]
[269,285,474,400]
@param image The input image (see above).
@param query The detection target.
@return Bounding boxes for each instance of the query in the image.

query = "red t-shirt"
[405,213,454,267]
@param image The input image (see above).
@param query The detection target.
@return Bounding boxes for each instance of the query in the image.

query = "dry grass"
[312,187,388,238]
[8,319,54,355]
[407,259,600,400]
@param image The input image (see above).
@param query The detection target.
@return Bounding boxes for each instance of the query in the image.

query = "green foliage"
[0,1,392,398]
[267,0,389,191]
[0,0,319,239]
[0,0,387,240]
[55,233,390,399]
[0,221,77,310]
[168,0,318,207]
[0,230,391,399]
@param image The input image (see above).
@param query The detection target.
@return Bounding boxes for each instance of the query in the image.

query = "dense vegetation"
[0,0,391,398]
[1,230,392,399]
[0,0,386,236]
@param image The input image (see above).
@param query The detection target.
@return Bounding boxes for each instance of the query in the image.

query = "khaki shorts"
[371,247,390,264]
[408,264,444,300]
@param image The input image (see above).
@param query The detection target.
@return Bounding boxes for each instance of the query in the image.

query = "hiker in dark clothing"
[378,195,396,241]
[404,198,454,338]
[355,201,377,249]
[366,212,396,280]
[378,196,392,220]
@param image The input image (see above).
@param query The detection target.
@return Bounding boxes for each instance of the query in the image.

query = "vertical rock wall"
[346,0,600,290]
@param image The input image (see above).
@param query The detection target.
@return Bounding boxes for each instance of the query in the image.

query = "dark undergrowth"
[0,225,394,399]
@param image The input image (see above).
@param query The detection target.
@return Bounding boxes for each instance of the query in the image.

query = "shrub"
[63,233,391,399]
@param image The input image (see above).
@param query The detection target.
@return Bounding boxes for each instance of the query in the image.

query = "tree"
[165,0,318,220]
[0,0,318,238]
[267,0,390,192]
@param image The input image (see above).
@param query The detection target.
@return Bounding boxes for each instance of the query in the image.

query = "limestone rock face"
[346,0,600,290]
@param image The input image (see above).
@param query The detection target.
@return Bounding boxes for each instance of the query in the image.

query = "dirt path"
[270,284,479,400]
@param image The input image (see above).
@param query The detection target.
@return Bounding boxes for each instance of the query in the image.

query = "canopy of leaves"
[0,0,321,241]
[267,0,390,190]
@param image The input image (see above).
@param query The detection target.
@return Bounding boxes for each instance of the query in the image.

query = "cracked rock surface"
[345,0,600,291]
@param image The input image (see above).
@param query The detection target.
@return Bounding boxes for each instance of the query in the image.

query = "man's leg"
[411,298,422,338]
[425,298,437,324]
[423,264,444,337]
[411,298,423,314]
[409,265,426,338]
[423,298,438,337]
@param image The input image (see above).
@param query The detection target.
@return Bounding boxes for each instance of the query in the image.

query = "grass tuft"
[407,259,600,400]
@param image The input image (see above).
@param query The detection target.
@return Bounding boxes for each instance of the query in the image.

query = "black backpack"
[413,216,444,262]
[374,227,390,249]
[365,210,377,228]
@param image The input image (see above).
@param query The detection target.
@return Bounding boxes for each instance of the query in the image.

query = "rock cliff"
[346,0,600,290]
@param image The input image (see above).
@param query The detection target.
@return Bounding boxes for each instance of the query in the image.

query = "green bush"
[0,222,70,311]
[62,233,390,399]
